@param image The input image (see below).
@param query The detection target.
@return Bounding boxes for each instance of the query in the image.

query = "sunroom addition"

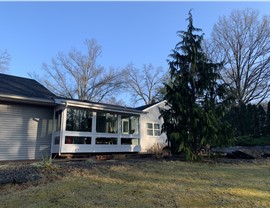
[51,99,142,155]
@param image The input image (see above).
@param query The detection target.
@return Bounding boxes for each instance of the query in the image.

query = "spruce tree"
[161,11,233,160]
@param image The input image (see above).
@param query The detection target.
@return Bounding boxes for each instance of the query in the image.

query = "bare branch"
[34,39,125,103]
[124,63,166,105]
[206,8,270,104]
[0,50,11,73]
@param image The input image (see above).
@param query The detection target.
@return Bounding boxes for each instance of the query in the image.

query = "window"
[121,115,139,135]
[147,123,161,136]
[66,107,92,132]
[122,119,129,134]
[154,123,161,136]
[96,112,118,133]
[65,136,91,144]
[96,137,117,145]
[147,123,153,135]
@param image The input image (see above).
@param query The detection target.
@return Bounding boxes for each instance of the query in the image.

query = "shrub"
[235,135,270,146]
[32,155,55,169]
[147,143,166,158]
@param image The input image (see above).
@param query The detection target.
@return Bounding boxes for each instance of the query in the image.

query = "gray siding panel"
[0,102,53,161]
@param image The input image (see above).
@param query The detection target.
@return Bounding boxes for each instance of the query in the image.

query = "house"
[137,101,168,152]
[0,73,56,161]
[0,73,143,161]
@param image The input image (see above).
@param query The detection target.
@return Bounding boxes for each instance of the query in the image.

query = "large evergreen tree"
[161,11,233,160]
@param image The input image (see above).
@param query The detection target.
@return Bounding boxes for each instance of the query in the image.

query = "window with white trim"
[147,122,161,136]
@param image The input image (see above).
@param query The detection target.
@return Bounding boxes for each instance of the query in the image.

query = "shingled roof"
[135,100,167,111]
[0,73,144,113]
[0,73,56,100]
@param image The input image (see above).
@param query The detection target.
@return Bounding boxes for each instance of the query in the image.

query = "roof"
[0,73,56,105]
[136,100,166,111]
[55,97,144,115]
[136,102,159,111]
[0,73,144,114]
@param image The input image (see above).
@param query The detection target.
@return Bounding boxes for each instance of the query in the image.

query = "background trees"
[36,39,126,103]
[32,38,168,106]
[0,49,10,73]
[203,8,270,146]
[226,103,267,138]
[161,11,233,160]
[207,8,270,105]
[124,63,166,105]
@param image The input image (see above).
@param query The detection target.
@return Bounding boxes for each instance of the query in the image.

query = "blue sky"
[1,1,270,82]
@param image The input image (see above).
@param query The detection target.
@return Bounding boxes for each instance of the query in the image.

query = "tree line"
[227,102,270,138]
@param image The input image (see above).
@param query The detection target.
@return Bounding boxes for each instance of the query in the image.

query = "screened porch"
[51,100,142,155]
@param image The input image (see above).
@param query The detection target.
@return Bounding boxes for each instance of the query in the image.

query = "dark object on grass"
[226,151,255,159]
[262,153,270,158]
[12,177,28,184]
[0,178,13,185]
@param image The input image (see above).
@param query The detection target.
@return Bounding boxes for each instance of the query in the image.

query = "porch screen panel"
[66,107,92,132]
[96,112,118,133]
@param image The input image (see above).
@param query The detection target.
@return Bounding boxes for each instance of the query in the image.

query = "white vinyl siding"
[139,101,168,152]
[0,102,53,161]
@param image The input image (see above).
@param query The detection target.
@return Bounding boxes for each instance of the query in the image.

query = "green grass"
[0,159,270,208]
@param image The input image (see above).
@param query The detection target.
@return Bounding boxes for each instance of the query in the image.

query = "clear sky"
[1,1,270,80]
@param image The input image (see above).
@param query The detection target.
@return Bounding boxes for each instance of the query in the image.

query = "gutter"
[0,93,56,106]
[54,98,146,115]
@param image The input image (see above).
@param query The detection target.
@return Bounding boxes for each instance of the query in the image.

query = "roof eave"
[55,98,146,115]
[0,93,56,106]
[142,100,167,111]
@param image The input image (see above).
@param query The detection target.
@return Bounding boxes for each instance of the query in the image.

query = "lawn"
[0,159,270,208]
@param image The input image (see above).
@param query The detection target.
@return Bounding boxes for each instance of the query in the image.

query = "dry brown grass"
[0,159,270,208]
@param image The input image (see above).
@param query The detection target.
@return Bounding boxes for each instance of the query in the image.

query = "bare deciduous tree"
[207,8,270,105]
[0,50,11,73]
[125,63,166,105]
[36,39,126,103]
